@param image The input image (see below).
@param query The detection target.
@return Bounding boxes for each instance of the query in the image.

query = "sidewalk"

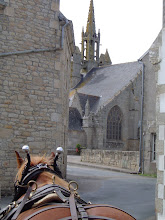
[67,155,136,174]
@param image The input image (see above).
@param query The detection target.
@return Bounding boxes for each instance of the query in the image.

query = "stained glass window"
[107,106,122,140]
[69,108,82,131]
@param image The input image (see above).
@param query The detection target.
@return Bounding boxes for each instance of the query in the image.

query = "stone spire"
[81,0,100,72]
[86,0,95,36]
[105,49,111,63]
[99,49,112,66]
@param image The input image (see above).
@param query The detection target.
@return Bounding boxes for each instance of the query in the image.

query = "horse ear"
[49,152,55,159]
[15,151,23,168]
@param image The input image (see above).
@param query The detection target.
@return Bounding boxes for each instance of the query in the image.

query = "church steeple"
[81,0,100,72]
[86,0,95,36]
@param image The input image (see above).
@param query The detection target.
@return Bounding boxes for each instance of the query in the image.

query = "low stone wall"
[81,149,139,172]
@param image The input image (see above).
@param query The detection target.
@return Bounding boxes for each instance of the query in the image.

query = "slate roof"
[77,93,100,114]
[70,62,142,112]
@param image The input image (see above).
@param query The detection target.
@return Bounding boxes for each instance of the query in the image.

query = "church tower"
[81,0,100,72]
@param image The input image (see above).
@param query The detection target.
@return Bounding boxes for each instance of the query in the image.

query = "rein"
[0,161,88,220]
[0,183,88,220]
[0,168,136,220]
[13,163,62,202]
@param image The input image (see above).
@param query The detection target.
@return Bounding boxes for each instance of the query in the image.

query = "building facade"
[68,0,159,174]
[155,0,165,218]
[0,0,75,195]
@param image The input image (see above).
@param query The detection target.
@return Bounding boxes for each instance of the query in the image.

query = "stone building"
[139,33,161,175]
[68,0,159,174]
[70,46,81,88]
[0,0,75,195]
[155,0,165,218]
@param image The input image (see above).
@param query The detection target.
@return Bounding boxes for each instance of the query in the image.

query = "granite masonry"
[0,0,75,195]
[81,149,139,172]
[155,1,165,218]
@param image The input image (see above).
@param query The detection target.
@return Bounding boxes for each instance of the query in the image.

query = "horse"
[0,146,136,220]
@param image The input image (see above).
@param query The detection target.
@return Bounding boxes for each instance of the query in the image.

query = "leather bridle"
[13,162,62,202]
[0,162,88,220]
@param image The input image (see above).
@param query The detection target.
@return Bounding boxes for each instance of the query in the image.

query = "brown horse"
[1,150,136,220]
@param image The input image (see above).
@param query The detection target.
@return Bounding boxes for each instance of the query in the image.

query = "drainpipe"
[138,59,144,174]
[60,16,69,49]
[0,13,69,57]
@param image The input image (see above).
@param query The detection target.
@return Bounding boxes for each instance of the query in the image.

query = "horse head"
[13,146,68,202]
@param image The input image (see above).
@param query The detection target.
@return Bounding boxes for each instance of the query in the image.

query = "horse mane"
[15,154,69,190]
[16,154,52,182]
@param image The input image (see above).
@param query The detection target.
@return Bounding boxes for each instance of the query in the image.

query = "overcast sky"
[61,0,163,64]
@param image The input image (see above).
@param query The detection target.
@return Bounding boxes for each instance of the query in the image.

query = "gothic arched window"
[69,108,82,131]
[107,106,122,140]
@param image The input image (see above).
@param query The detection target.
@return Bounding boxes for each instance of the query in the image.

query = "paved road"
[67,165,156,220]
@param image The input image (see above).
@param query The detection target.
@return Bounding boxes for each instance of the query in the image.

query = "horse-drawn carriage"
[0,146,136,220]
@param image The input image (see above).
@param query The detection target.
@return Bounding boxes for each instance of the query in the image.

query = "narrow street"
[67,165,156,220]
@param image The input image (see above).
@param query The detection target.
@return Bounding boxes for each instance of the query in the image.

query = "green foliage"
[75,144,87,154]
[76,144,81,154]
[139,173,157,178]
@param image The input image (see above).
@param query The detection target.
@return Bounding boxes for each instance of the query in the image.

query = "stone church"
[68,0,159,174]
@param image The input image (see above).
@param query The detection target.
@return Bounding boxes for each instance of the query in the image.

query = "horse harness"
[0,163,116,220]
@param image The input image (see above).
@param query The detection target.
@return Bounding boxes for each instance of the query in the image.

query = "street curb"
[67,161,136,174]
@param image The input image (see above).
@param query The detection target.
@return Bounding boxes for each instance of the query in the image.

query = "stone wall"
[71,46,81,88]
[141,33,161,174]
[81,149,139,172]
[0,0,74,195]
[155,1,165,216]
[86,76,142,151]
[68,130,86,154]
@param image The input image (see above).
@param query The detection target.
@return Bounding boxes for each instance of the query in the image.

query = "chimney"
[51,0,60,11]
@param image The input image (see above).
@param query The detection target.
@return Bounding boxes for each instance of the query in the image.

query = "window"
[69,108,82,131]
[107,106,122,140]
[151,133,156,161]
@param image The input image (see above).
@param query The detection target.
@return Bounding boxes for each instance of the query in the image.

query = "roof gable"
[70,61,142,113]
[77,62,142,109]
